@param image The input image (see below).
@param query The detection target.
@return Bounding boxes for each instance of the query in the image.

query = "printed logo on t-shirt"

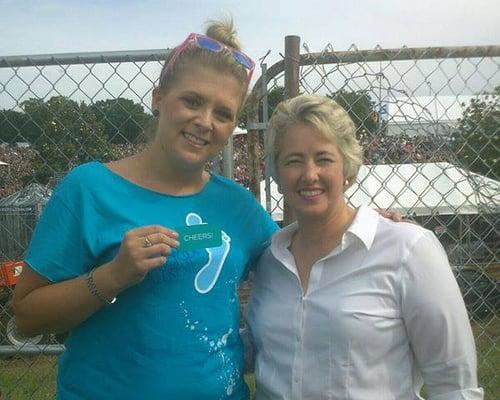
[184,213,231,294]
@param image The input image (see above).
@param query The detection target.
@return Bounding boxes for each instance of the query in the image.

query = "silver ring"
[143,236,153,248]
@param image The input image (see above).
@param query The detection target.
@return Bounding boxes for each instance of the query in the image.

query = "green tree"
[238,86,285,128]
[454,87,499,179]
[0,109,29,143]
[22,96,112,184]
[238,86,376,138]
[91,98,152,144]
[16,98,51,144]
[328,89,377,141]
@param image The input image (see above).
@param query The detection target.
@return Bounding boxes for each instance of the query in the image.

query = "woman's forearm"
[13,263,122,336]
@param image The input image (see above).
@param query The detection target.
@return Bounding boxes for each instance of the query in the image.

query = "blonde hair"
[267,94,363,190]
[159,17,248,95]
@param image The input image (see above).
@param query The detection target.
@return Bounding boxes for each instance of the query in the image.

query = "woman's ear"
[275,177,283,194]
[151,87,162,113]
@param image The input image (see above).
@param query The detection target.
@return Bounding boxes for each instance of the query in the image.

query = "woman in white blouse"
[245,94,483,400]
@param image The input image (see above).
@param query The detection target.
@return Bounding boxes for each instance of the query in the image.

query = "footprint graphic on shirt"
[185,213,231,294]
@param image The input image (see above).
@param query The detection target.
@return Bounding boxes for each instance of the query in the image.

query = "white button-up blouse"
[245,206,483,400]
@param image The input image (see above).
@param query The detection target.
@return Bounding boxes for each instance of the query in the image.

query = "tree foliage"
[91,98,152,144]
[237,86,377,143]
[21,96,112,184]
[238,86,285,128]
[0,109,30,143]
[0,97,151,145]
[327,89,377,141]
[454,87,499,179]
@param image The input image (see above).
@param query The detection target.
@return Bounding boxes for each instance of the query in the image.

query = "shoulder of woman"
[211,174,256,198]
[52,161,104,196]
[376,211,429,239]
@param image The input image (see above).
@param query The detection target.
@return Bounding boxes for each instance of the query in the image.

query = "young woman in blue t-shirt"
[13,18,276,400]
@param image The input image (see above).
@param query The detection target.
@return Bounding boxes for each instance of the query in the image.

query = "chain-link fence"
[246,40,499,396]
[0,40,499,398]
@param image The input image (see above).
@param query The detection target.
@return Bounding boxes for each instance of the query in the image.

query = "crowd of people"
[360,131,453,165]
[0,145,37,198]
[0,131,455,198]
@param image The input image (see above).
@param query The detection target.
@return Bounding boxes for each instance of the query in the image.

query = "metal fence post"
[283,35,301,225]
[222,139,233,179]
[261,63,273,214]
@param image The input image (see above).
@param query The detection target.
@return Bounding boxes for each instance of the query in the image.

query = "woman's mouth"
[182,131,209,146]
[299,189,324,199]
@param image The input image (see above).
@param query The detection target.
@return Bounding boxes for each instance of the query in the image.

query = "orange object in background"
[0,261,24,287]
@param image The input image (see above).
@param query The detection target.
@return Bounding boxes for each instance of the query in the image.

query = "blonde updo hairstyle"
[267,94,363,191]
[159,18,249,103]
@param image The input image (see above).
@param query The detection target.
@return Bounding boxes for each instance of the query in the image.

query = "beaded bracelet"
[84,269,116,305]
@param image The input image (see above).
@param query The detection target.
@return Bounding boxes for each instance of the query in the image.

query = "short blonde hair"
[266,94,363,189]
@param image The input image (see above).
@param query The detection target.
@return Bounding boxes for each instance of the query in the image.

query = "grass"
[473,316,500,395]
[1,319,498,399]
[0,357,56,400]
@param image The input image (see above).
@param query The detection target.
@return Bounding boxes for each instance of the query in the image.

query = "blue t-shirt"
[25,161,278,400]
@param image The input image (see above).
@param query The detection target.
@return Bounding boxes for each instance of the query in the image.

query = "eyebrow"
[282,151,337,159]
[181,91,236,114]
[281,152,303,159]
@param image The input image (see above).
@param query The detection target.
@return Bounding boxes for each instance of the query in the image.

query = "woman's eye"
[285,159,301,166]
[183,97,201,107]
[216,110,234,122]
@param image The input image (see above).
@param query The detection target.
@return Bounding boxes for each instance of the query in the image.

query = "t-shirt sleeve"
[25,190,93,283]
[242,195,279,280]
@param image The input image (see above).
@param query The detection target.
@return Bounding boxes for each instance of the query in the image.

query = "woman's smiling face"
[276,121,348,222]
[152,64,244,171]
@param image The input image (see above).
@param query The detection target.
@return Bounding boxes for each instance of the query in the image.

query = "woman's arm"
[14,225,179,336]
[13,262,117,336]
[401,231,484,399]
[239,324,256,374]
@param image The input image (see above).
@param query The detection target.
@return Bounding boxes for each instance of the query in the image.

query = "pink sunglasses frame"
[159,32,256,86]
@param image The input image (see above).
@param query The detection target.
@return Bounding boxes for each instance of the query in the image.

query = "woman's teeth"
[300,189,323,197]
[183,131,208,145]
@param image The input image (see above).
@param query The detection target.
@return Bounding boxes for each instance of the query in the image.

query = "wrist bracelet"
[85,269,116,305]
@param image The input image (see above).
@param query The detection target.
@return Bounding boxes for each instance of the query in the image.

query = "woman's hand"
[377,209,417,224]
[107,225,179,290]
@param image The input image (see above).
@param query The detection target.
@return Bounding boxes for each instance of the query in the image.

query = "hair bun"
[205,17,241,50]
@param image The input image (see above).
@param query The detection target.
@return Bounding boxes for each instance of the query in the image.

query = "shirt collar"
[271,220,298,253]
[346,206,378,250]
[271,205,379,255]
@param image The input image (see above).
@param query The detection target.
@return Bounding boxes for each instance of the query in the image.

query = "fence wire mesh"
[0,43,498,398]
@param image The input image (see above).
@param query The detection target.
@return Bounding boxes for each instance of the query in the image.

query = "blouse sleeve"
[400,231,484,400]
[25,190,93,283]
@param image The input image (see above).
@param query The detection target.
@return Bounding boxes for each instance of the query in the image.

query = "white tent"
[0,161,9,166]
[260,162,500,220]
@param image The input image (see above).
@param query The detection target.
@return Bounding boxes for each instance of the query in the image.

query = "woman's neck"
[119,147,209,196]
[294,205,357,254]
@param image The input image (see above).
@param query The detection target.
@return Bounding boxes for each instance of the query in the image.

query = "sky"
[1,0,499,65]
[0,0,499,112]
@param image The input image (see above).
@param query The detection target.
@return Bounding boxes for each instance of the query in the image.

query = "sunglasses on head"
[160,33,256,86]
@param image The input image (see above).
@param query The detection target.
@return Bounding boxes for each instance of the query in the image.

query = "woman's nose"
[194,109,213,132]
[301,161,319,182]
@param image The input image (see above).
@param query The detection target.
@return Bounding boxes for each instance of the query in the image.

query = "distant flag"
[378,101,389,121]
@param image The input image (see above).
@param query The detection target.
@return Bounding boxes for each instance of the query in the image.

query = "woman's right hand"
[107,225,179,291]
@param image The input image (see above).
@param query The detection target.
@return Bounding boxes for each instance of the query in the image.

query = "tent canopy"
[0,183,52,209]
[260,162,500,220]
